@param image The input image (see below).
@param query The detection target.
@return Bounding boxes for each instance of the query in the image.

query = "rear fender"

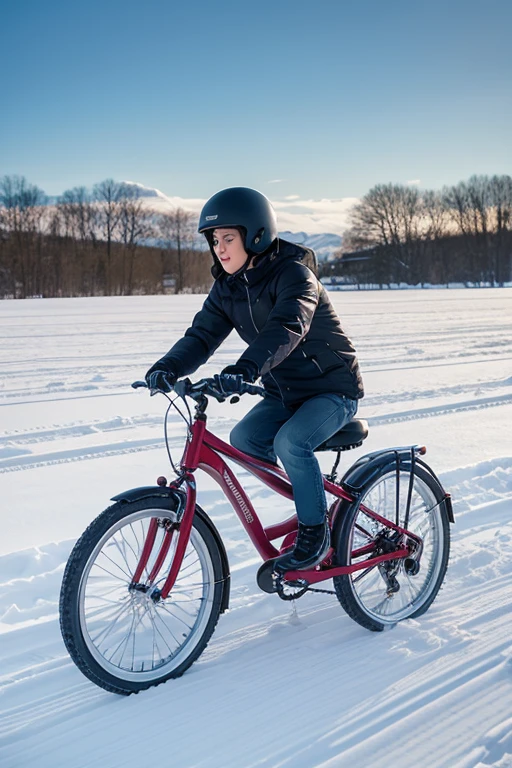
[339,448,454,523]
[110,485,231,612]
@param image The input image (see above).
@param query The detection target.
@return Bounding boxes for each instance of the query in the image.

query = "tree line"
[1,174,511,298]
[323,175,512,288]
[0,177,212,298]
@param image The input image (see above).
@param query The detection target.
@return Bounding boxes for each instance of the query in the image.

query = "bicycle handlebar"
[131,377,266,403]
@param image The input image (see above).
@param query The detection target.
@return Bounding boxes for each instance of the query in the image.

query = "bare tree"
[93,179,123,294]
[467,175,491,236]
[57,187,100,295]
[422,190,449,240]
[489,174,512,284]
[118,184,155,294]
[59,187,97,242]
[0,175,47,297]
[421,190,451,285]
[158,208,196,292]
[442,181,472,235]
[442,175,512,284]
[345,183,423,285]
[442,181,480,281]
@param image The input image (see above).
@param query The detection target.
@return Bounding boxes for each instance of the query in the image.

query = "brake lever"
[174,378,193,397]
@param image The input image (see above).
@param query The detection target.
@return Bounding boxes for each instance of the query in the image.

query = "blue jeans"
[230,394,358,526]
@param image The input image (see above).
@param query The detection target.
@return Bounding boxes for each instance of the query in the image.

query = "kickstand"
[288,600,300,626]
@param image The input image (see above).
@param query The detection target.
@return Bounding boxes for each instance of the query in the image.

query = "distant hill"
[278,231,342,261]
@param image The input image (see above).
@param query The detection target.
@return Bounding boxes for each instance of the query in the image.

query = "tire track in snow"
[363,374,512,407]
[0,438,166,473]
[368,392,512,426]
[1,374,509,443]
[1,394,511,473]
[0,414,166,444]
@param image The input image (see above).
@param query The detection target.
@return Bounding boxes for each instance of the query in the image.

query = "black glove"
[209,373,246,399]
[221,359,259,383]
[145,358,177,393]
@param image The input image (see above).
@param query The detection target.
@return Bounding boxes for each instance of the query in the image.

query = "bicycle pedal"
[256,558,280,593]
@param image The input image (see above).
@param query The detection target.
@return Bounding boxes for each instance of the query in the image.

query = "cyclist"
[145,187,364,574]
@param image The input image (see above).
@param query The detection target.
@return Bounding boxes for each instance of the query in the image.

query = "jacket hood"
[210,238,318,281]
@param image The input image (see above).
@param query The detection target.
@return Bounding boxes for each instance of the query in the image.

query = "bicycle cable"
[161,391,193,477]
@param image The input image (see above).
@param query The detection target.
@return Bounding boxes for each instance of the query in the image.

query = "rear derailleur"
[375,530,421,596]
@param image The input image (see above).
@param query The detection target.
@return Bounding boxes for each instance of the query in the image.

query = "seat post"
[325,450,342,483]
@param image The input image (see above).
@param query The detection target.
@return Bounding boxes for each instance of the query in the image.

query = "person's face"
[211,228,249,274]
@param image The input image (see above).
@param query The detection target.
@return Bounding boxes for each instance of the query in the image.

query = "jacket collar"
[212,238,317,285]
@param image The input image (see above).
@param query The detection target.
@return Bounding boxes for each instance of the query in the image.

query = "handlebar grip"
[131,380,148,389]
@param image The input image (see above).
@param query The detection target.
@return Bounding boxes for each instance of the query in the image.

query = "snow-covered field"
[1,288,511,768]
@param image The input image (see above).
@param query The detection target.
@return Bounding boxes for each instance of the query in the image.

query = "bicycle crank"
[256,558,309,600]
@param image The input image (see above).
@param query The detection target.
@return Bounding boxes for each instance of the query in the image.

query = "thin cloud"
[272,197,359,235]
[267,179,285,184]
[138,189,359,235]
[407,179,421,186]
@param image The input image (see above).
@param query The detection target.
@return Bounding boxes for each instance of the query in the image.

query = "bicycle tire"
[333,462,450,632]
[60,497,225,694]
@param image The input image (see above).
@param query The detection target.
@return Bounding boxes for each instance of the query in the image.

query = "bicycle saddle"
[315,418,369,452]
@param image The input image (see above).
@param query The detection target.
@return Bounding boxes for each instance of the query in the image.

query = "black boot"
[273,520,330,573]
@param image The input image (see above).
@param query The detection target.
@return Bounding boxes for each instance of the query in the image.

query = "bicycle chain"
[305,586,336,595]
[275,576,336,599]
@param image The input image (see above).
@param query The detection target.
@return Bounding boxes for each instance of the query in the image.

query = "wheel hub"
[129,583,162,605]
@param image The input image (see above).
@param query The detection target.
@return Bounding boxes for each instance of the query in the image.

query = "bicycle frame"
[133,410,421,600]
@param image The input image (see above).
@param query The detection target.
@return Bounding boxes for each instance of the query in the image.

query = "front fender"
[111,485,176,503]
[110,485,231,612]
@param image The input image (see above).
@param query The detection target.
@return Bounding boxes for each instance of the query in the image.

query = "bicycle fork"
[129,475,197,602]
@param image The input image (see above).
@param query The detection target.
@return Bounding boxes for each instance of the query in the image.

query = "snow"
[1,288,512,768]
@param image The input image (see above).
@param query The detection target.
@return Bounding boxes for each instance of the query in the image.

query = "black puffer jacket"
[163,239,364,408]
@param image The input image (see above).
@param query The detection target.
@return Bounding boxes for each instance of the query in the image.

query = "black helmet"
[198,187,278,256]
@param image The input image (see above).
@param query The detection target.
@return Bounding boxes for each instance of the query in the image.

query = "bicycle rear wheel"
[60,497,226,694]
[333,463,450,631]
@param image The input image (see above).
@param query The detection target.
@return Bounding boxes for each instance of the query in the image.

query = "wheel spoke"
[151,607,183,650]
[65,503,221,690]
[97,551,133,581]
[90,600,135,646]
[118,528,143,570]
[351,563,378,584]
[157,602,195,631]
[129,522,142,554]
[147,610,177,659]
[334,466,449,628]
[112,610,140,667]
[167,581,211,591]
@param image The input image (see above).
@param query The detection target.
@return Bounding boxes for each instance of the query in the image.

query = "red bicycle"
[60,378,453,695]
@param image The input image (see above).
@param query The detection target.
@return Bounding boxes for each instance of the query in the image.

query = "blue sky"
[2,0,511,210]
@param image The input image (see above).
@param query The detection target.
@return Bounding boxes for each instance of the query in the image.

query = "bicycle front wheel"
[333,463,450,632]
[60,497,226,694]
